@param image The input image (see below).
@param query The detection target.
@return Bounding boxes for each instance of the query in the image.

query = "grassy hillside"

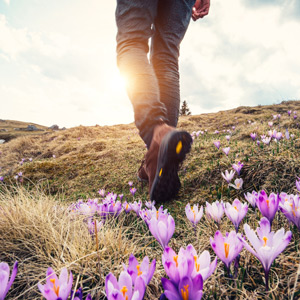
[1,100,300,299]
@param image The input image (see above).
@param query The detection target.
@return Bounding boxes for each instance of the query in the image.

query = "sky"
[0,0,300,128]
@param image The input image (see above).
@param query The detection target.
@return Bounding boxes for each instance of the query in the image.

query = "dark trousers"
[116,0,195,148]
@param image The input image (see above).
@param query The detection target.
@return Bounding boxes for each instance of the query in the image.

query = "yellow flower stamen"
[156,210,159,219]
[224,243,230,258]
[266,199,270,208]
[180,284,189,300]
[263,236,268,247]
[126,204,128,210]
[173,255,178,267]
[136,265,142,276]
[50,278,60,297]
[194,255,200,272]
[234,206,238,211]
[121,286,128,299]
[192,208,196,221]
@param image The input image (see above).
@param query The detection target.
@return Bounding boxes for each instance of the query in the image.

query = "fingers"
[192,5,210,20]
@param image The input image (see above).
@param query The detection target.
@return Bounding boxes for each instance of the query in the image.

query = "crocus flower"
[279,195,300,231]
[145,200,155,209]
[148,212,175,249]
[285,128,290,140]
[221,170,235,183]
[105,271,145,300]
[185,203,203,226]
[256,190,279,225]
[239,217,292,291]
[213,141,221,150]
[119,194,124,201]
[268,122,273,127]
[206,201,224,224]
[161,246,206,300]
[0,261,18,300]
[225,135,231,142]
[130,188,137,196]
[210,231,243,270]
[274,132,283,141]
[224,199,248,231]
[87,218,103,235]
[123,201,132,213]
[98,189,105,197]
[244,191,258,208]
[288,110,292,116]
[128,181,133,187]
[161,276,203,300]
[0,176,3,182]
[71,288,92,300]
[185,245,217,281]
[262,137,271,145]
[122,254,156,286]
[129,201,142,217]
[250,133,257,141]
[38,267,73,300]
[229,178,243,190]
[222,147,230,156]
[232,161,243,176]
[296,178,300,192]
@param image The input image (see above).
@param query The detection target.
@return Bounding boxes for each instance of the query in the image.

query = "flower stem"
[265,269,269,292]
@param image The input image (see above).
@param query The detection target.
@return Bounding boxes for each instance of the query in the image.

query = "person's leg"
[151,0,195,127]
[115,0,169,148]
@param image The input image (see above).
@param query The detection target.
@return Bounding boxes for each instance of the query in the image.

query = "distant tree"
[179,100,192,116]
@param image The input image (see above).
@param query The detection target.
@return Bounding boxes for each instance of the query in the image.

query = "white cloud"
[0,0,299,128]
[3,0,10,5]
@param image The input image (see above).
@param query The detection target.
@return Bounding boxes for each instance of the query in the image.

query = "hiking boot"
[137,159,148,182]
[145,123,193,202]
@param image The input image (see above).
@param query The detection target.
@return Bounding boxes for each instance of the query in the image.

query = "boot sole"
[149,130,192,202]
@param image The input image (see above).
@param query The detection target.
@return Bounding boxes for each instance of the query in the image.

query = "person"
[115,0,210,202]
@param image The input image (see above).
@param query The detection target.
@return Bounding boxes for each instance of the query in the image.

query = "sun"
[109,70,127,90]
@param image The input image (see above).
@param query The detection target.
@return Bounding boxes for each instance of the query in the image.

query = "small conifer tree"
[179,100,191,116]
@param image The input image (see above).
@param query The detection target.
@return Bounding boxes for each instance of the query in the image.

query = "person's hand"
[192,0,210,21]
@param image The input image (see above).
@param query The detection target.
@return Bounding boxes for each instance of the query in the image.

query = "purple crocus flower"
[256,190,279,225]
[279,195,300,231]
[122,254,156,286]
[105,271,145,300]
[161,276,203,300]
[185,245,217,281]
[0,261,18,300]
[296,178,300,192]
[244,191,258,208]
[206,201,224,224]
[232,162,243,176]
[185,203,203,226]
[224,199,248,231]
[213,141,221,150]
[130,187,137,196]
[268,121,273,127]
[288,110,292,116]
[87,218,103,235]
[221,170,235,183]
[129,201,142,217]
[225,135,231,142]
[161,246,206,300]
[98,189,105,197]
[123,201,132,213]
[71,288,92,300]
[128,181,133,187]
[0,176,3,182]
[239,217,292,291]
[38,267,73,300]
[222,147,230,156]
[145,200,155,209]
[262,137,271,145]
[119,194,124,201]
[229,178,243,190]
[210,231,243,270]
[148,212,175,249]
[250,133,257,141]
